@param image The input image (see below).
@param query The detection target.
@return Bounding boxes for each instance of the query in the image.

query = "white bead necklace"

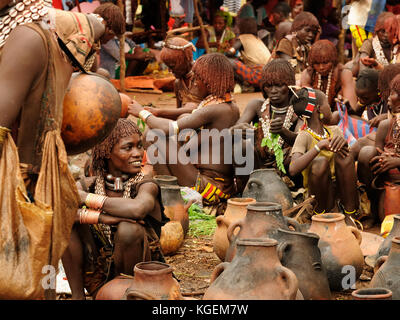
[317,69,333,99]
[372,36,393,66]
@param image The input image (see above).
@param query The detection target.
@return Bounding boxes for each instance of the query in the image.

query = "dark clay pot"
[273,228,331,300]
[307,213,364,292]
[124,261,183,300]
[370,237,400,300]
[154,175,179,186]
[351,288,392,300]
[160,185,189,236]
[203,238,299,300]
[95,275,133,300]
[376,214,400,259]
[224,202,301,262]
[242,169,294,211]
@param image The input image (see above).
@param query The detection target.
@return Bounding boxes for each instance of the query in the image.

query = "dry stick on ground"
[194,0,210,54]
[283,195,316,220]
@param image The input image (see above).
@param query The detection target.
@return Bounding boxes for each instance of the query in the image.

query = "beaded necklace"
[317,69,333,98]
[259,98,294,147]
[0,0,51,49]
[372,36,394,66]
[192,93,232,113]
[305,126,330,141]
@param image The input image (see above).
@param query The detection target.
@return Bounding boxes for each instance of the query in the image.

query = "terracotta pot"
[160,185,189,236]
[212,198,256,261]
[273,228,331,300]
[203,238,299,300]
[123,261,183,300]
[351,288,392,300]
[224,202,301,262]
[119,93,131,118]
[376,214,400,259]
[61,72,122,155]
[160,221,184,255]
[154,175,179,186]
[370,237,400,299]
[307,213,364,291]
[242,169,294,211]
[95,274,133,300]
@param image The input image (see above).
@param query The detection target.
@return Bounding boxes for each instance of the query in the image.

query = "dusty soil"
[63,90,382,301]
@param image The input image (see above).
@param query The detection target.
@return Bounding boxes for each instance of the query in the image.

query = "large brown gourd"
[61,72,122,155]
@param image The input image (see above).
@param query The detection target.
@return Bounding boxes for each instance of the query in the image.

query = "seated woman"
[289,87,360,227]
[357,73,400,227]
[271,11,320,79]
[61,119,169,300]
[196,10,236,55]
[300,39,358,113]
[225,17,271,89]
[356,12,400,74]
[233,59,303,176]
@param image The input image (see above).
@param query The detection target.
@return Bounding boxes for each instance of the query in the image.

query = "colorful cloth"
[349,25,373,49]
[233,60,263,86]
[347,0,387,33]
[336,102,376,147]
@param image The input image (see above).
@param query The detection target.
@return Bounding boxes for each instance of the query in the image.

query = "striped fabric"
[336,102,376,146]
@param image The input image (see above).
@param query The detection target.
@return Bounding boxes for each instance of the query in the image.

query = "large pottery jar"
[124,261,183,300]
[203,238,299,300]
[242,169,293,211]
[225,202,301,262]
[160,185,189,236]
[213,198,256,261]
[351,288,392,300]
[273,228,331,300]
[154,175,179,186]
[95,274,133,300]
[370,237,400,300]
[308,213,364,291]
[376,214,400,259]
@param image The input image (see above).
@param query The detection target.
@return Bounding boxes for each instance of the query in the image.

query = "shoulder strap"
[56,34,88,74]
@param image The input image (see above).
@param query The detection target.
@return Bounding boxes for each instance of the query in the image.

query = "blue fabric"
[364,0,387,33]
[191,37,206,61]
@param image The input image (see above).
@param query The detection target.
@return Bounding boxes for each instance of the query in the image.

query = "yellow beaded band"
[0,126,11,145]
[79,208,101,224]
[85,193,107,210]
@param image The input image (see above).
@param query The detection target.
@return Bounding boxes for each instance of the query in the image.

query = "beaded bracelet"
[85,193,107,210]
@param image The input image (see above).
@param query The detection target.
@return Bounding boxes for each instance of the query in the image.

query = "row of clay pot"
[213,199,366,298]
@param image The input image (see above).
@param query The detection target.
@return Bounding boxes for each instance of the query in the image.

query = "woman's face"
[214,16,226,34]
[292,2,304,19]
[356,87,380,106]
[264,84,289,106]
[166,58,192,79]
[376,29,391,48]
[313,61,333,76]
[296,25,317,45]
[388,89,400,114]
[108,133,144,176]
[189,71,209,99]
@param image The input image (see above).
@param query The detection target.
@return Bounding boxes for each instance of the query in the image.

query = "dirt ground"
[64,90,382,301]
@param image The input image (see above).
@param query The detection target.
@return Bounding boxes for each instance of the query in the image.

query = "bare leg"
[307,157,335,213]
[113,222,148,276]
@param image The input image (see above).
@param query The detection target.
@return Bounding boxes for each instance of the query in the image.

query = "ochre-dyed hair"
[290,11,320,33]
[390,73,400,96]
[93,3,126,36]
[238,17,258,35]
[160,37,194,68]
[191,53,235,98]
[383,14,400,45]
[375,11,395,33]
[260,59,295,98]
[91,118,142,176]
[378,64,400,101]
[308,39,338,66]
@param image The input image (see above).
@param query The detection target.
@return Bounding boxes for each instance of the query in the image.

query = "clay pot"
[370,237,400,299]
[160,185,189,236]
[119,93,131,118]
[242,169,294,211]
[376,214,400,259]
[351,288,392,300]
[160,221,184,255]
[224,202,301,262]
[203,238,299,300]
[212,198,256,261]
[61,72,122,155]
[154,175,179,186]
[95,274,133,300]
[273,228,331,300]
[307,213,364,291]
[123,261,183,300]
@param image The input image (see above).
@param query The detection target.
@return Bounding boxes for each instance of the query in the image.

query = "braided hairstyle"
[390,73,400,96]
[93,3,126,36]
[191,53,235,98]
[260,59,296,99]
[91,118,142,176]
[378,64,400,102]
[160,37,194,77]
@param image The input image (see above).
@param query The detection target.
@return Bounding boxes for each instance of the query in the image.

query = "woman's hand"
[368,113,387,128]
[127,99,144,117]
[78,190,88,207]
[269,117,284,134]
[370,154,400,175]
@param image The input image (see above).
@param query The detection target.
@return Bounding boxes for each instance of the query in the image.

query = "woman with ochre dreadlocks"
[61,118,169,300]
